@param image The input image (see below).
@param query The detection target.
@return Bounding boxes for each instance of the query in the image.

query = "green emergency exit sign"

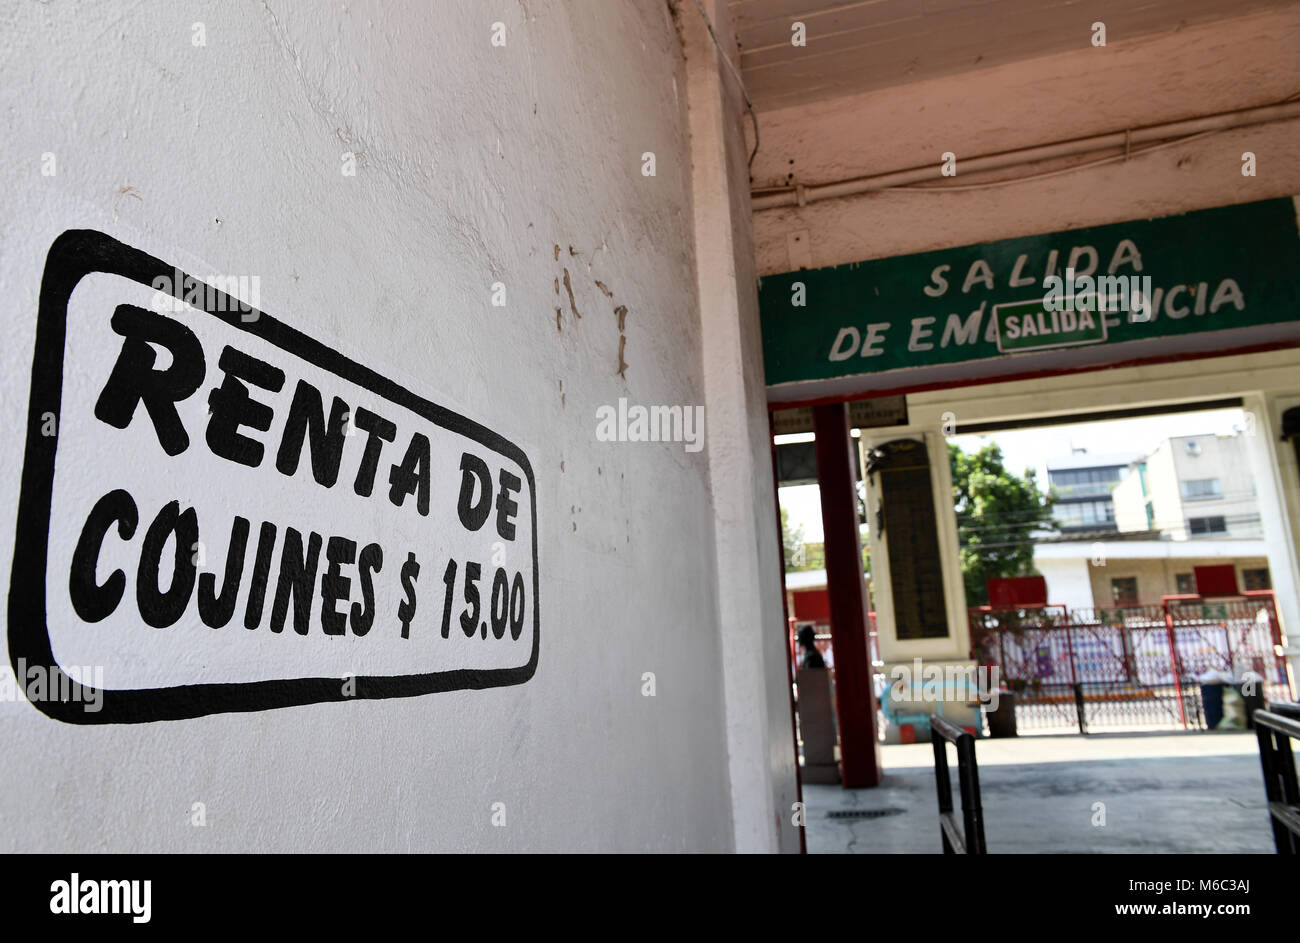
[993,298,1108,353]
[758,198,1300,388]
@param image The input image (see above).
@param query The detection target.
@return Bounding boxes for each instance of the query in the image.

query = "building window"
[1053,504,1078,526]
[1111,577,1138,606]
[1175,573,1194,594]
[1180,478,1222,500]
[1053,500,1116,527]
[1188,516,1228,536]
[1243,568,1272,591]
[1050,467,1123,499]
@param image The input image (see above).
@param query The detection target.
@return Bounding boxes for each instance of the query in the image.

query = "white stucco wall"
[1111,470,1149,533]
[1166,434,1263,538]
[0,0,765,852]
[683,0,800,853]
[1143,442,1185,540]
[1034,556,1096,611]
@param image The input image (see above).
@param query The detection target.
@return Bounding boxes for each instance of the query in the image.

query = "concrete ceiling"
[730,0,1299,112]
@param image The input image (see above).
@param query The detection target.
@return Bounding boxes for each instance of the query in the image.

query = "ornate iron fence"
[969,593,1290,731]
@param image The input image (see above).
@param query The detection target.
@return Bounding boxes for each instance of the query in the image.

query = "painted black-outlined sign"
[10,231,539,723]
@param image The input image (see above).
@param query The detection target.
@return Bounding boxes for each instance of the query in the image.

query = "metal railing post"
[1253,708,1300,854]
[954,734,987,854]
[931,716,987,854]
[931,726,955,854]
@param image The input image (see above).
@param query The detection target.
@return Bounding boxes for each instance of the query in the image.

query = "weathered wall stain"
[614,304,629,378]
[561,268,581,320]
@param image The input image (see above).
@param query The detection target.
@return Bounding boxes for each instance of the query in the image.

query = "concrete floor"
[803,730,1275,853]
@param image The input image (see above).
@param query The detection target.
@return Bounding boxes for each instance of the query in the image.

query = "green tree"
[949,442,1056,606]
[780,509,869,574]
[780,506,806,570]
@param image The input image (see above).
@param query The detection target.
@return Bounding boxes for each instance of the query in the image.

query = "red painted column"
[812,403,882,787]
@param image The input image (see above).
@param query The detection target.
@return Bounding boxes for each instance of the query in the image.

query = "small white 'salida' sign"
[11,231,539,723]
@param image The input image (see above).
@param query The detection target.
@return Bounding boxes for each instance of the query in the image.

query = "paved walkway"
[803,730,1274,853]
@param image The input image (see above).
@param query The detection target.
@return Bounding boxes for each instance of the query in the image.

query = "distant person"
[798,625,826,670]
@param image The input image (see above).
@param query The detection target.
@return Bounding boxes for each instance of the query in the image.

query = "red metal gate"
[969,593,1291,731]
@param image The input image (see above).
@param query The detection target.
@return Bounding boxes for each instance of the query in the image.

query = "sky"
[778,406,1248,545]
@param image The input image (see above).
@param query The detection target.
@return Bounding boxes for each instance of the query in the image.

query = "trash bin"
[1238,675,1266,729]
[1198,669,1235,729]
[1201,683,1225,729]
[985,689,1017,738]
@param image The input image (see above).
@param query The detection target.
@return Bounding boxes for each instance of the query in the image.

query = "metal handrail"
[1254,708,1300,854]
[931,715,986,854]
